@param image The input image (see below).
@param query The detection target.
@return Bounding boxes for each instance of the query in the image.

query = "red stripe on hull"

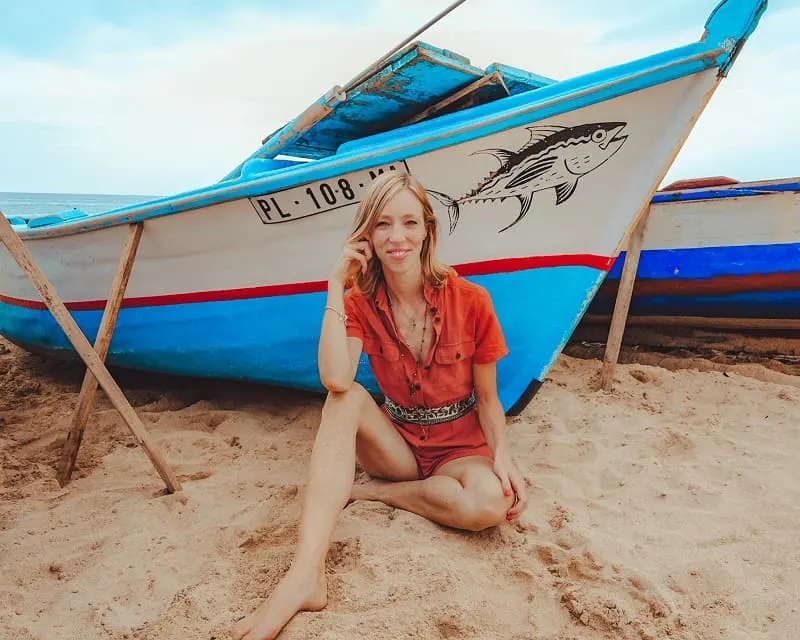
[0,253,613,312]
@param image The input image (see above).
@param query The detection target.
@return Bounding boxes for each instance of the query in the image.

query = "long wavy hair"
[345,171,453,298]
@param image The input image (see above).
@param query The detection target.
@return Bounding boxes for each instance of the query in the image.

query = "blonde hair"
[345,171,453,297]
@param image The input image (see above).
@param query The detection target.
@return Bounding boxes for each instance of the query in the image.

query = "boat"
[584,176,800,330]
[0,0,769,415]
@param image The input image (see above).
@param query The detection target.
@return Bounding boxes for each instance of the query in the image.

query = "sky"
[0,0,797,196]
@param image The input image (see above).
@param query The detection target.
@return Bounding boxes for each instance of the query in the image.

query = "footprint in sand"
[550,555,676,639]
[434,609,478,639]
[237,506,298,551]
[326,538,362,573]
[630,369,660,385]
[138,394,197,413]
[548,504,570,531]
[536,544,568,568]
[196,411,231,431]
[655,428,695,455]
[179,470,214,482]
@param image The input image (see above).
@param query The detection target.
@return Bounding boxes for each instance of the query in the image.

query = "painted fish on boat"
[428,121,629,233]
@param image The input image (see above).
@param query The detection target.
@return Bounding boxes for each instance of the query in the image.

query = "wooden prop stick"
[0,214,181,493]
[57,223,144,486]
[599,206,651,392]
[595,77,721,392]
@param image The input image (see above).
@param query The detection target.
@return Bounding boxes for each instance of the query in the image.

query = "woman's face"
[369,188,428,276]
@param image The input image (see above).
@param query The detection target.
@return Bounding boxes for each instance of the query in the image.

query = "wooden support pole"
[57,222,144,486]
[593,77,721,392]
[0,213,181,493]
[599,207,651,391]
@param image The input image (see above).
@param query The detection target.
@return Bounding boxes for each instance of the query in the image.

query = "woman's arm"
[474,361,527,520]
[317,239,372,392]
[473,362,508,454]
[317,281,363,393]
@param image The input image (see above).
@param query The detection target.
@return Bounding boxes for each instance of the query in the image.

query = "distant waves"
[0,192,156,219]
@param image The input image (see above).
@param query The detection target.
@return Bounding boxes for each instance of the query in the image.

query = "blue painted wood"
[222,41,489,180]
[703,0,768,75]
[0,266,606,413]
[281,45,485,158]
[26,209,88,228]
[225,47,555,179]
[591,290,800,320]
[608,243,800,281]
[485,63,556,95]
[591,241,800,319]
[652,181,800,203]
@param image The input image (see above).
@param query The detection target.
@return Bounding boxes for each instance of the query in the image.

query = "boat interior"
[222,41,556,182]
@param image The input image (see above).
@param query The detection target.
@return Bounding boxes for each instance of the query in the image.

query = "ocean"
[0,192,158,220]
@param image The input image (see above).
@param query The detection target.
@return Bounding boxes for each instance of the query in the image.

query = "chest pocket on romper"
[362,337,401,362]
[432,338,476,399]
[434,338,476,365]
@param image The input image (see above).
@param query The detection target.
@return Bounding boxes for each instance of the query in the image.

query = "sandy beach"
[1,334,798,640]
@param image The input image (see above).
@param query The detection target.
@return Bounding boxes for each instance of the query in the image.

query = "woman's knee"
[462,480,511,531]
[325,381,368,405]
[321,382,371,424]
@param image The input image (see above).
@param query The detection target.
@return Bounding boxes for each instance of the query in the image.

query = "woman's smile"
[386,248,412,261]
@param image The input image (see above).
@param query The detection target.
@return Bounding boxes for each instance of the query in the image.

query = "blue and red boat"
[0,1,770,414]
[588,176,800,328]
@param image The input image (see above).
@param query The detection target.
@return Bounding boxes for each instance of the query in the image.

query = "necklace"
[387,294,428,365]
[414,307,429,365]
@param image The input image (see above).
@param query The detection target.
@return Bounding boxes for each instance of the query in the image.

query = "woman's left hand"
[492,447,527,521]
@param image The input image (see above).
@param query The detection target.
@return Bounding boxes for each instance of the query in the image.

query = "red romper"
[343,274,509,478]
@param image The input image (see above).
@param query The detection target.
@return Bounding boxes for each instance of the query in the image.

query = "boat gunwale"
[652,181,800,204]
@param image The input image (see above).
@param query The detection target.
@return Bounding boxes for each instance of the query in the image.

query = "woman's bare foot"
[230,566,327,640]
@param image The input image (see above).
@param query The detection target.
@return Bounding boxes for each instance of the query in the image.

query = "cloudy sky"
[0,0,797,196]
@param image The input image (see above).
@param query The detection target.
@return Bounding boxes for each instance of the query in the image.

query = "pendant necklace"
[388,294,428,365]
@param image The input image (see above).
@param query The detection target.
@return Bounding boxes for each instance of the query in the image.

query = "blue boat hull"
[0,265,605,414]
[589,241,800,320]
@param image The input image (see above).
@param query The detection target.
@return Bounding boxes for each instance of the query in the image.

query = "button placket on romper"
[377,285,443,442]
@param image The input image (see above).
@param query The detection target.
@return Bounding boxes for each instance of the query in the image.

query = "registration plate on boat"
[249,161,409,225]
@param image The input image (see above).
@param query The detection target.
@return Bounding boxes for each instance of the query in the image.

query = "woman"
[231,171,527,640]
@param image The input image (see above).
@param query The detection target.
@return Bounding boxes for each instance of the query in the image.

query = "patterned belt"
[384,391,477,426]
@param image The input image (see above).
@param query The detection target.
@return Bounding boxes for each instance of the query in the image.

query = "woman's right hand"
[329,240,373,287]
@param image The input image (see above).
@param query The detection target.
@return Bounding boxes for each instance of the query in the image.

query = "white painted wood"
[642,191,800,251]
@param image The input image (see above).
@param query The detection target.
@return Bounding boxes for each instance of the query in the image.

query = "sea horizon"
[0,191,160,219]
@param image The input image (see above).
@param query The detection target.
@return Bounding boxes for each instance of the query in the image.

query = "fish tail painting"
[429,121,629,234]
[426,189,462,234]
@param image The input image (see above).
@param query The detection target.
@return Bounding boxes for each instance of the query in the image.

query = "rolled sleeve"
[343,290,366,342]
[473,288,509,364]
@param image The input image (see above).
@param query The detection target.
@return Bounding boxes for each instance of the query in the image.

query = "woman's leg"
[350,455,514,531]
[231,383,418,640]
